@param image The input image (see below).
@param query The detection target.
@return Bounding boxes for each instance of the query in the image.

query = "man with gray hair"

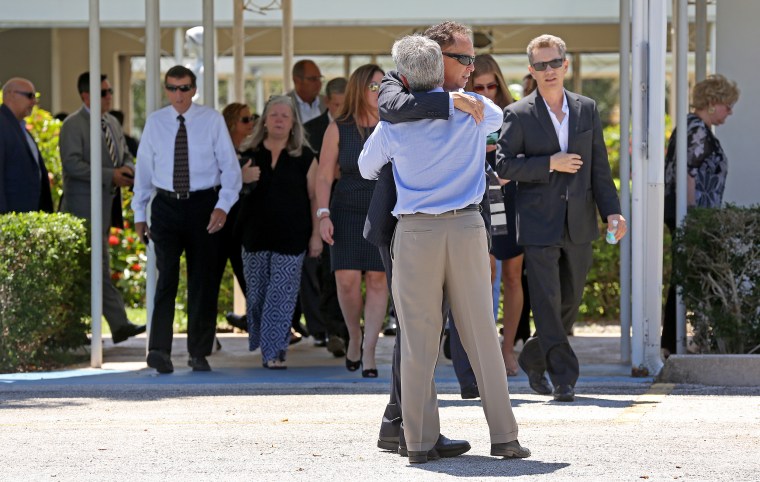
[359,34,530,464]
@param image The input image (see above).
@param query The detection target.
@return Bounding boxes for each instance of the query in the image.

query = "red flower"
[131,263,141,272]
[108,235,119,246]
[123,221,130,229]
[111,272,122,280]
[126,236,134,244]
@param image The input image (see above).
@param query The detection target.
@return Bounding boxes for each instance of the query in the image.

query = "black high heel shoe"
[362,368,378,378]
[346,357,361,372]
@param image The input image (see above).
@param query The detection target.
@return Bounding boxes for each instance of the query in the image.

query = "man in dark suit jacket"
[0,78,53,214]
[367,21,491,458]
[496,34,627,402]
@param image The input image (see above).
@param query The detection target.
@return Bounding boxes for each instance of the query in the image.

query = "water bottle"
[605,219,619,245]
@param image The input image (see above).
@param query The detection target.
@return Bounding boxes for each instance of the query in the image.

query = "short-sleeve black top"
[238,144,315,255]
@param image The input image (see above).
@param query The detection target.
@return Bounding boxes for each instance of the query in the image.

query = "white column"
[619,0,632,363]
[145,0,161,356]
[675,0,689,354]
[233,0,245,103]
[203,0,216,108]
[89,0,103,368]
[281,0,293,92]
[695,0,708,81]
[174,27,184,67]
[631,0,666,376]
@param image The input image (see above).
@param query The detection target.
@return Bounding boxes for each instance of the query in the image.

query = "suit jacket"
[286,90,326,126]
[495,90,620,246]
[363,71,451,247]
[59,106,134,230]
[0,104,53,214]
[303,111,330,160]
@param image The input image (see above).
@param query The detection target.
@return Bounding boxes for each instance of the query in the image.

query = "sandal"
[345,357,361,372]
[362,368,378,378]
[263,359,287,370]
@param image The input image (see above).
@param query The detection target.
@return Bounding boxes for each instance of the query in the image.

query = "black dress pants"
[149,190,221,358]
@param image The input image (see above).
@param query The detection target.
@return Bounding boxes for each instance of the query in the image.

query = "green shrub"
[672,205,760,353]
[0,213,90,371]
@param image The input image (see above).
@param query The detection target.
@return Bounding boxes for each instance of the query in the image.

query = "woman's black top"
[238,144,315,255]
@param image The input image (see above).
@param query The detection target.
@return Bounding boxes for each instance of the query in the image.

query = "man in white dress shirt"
[287,59,326,124]
[132,65,242,374]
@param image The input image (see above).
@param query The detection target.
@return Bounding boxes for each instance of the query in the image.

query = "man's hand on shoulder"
[451,92,484,124]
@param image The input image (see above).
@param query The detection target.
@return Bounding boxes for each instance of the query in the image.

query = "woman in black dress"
[316,64,388,378]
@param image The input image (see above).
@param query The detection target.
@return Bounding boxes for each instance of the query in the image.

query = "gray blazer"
[286,90,326,125]
[60,106,134,227]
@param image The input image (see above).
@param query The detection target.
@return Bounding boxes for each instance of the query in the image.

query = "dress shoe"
[312,333,328,347]
[225,312,248,332]
[399,430,470,458]
[383,313,398,336]
[460,384,480,400]
[112,321,146,344]
[377,408,401,451]
[553,384,575,402]
[146,350,173,374]
[518,353,553,395]
[326,335,346,358]
[188,356,211,372]
[491,440,531,458]
[407,448,440,464]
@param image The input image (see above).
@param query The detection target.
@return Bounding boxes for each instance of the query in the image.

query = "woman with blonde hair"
[465,54,524,376]
[237,96,322,369]
[316,64,388,378]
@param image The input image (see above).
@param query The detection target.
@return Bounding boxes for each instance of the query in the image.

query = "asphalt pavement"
[1,328,758,481]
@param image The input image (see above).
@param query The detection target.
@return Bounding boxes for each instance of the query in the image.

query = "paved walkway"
[2,326,758,480]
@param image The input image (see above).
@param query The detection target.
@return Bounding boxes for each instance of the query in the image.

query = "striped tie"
[173,114,190,195]
[101,118,118,166]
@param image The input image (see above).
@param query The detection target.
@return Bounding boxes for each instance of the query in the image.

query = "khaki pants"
[392,210,519,452]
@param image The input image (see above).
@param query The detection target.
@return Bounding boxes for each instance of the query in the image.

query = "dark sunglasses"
[101,88,113,97]
[473,82,499,93]
[532,58,565,72]
[239,116,253,124]
[13,90,39,100]
[368,82,380,92]
[443,52,476,66]
[165,84,194,92]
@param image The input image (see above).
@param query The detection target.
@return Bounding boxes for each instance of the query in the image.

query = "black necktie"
[102,118,118,167]
[173,114,190,195]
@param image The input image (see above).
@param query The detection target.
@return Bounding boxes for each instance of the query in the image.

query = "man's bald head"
[2,77,37,120]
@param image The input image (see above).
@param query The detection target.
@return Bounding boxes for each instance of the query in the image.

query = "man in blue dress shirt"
[358,34,529,464]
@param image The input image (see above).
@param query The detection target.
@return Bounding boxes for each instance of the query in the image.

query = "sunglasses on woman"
[473,82,499,93]
[239,116,253,124]
[368,82,380,92]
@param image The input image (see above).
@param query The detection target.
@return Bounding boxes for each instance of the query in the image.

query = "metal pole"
[696,0,707,81]
[174,27,184,67]
[630,0,647,373]
[619,0,632,363]
[643,0,666,375]
[675,0,688,355]
[89,0,103,368]
[282,0,293,92]
[145,0,160,356]
[233,0,245,103]
[669,0,678,121]
[203,0,216,108]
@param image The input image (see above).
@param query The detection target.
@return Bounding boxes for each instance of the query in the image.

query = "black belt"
[156,186,219,200]
[400,203,481,218]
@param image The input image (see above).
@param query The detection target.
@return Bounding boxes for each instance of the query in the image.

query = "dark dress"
[330,118,384,272]
[487,149,523,260]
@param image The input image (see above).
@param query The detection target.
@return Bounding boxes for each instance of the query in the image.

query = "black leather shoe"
[407,448,440,464]
[146,350,173,374]
[326,336,346,358]
[312,333,328,347]
[518,354,553,396]
[188,356,211,372]
[377,408,401,451]
[460,384,480,400]
[383,313,397,336]
[553,384,575,402]
[399,431,470,458]
[491,440,531,458]
[112,321,146,344]
[225,312,248,332]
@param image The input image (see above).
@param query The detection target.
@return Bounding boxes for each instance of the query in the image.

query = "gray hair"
[246,95,305,156]
[325,77,347,99]
[526,34,567,65]
[391,35,444,92]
